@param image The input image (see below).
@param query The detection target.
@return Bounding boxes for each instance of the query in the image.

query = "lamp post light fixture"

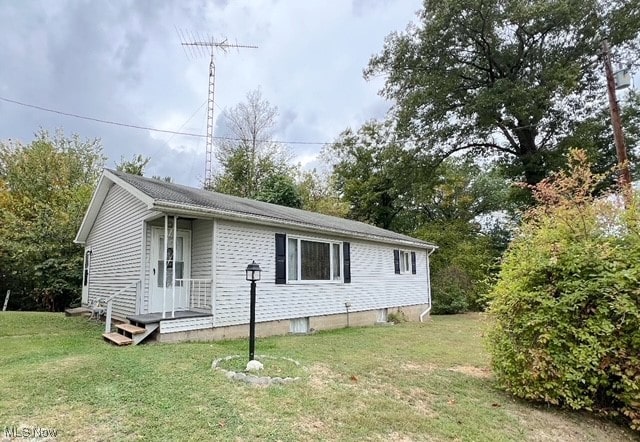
[245,260,262,362]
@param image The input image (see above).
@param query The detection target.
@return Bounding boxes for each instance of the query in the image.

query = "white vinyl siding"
[190,219,213,311]
[159,316,214,333]
[212,219,429,327]
[191,219,213,280]
[85,185,147,320]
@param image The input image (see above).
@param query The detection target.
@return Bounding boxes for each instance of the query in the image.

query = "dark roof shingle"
[109,169,433,248]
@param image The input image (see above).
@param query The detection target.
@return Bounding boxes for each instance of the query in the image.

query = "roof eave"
[103,169,155,208]
[152,200,436,249]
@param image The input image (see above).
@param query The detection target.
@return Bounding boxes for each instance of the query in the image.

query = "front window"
[288,237,342,282]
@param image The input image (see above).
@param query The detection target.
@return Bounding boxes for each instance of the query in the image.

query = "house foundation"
[155,303,429,343]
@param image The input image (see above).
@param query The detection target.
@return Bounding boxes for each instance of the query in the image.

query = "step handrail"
[101,281,140,333]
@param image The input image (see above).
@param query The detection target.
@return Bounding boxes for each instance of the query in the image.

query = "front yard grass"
[0,312,636,441]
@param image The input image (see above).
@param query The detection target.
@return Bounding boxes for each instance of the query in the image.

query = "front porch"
[143,215,215,318]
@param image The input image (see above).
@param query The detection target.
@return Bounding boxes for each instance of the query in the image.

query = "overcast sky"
[0,0,423,187]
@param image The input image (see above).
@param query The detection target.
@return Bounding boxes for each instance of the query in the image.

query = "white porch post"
[162,214,168,319]
[211,219,218,322]
[172,215,177,318]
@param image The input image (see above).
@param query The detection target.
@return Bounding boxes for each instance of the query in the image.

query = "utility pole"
[178,31,257,189]
[602,39,632,203]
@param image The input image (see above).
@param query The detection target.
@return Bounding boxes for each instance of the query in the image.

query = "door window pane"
[157,235,185,287]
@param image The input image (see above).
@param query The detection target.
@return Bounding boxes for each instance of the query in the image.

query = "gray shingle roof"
[109,169,434,248]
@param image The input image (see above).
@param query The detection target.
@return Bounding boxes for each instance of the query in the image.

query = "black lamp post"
[245,260,262,362]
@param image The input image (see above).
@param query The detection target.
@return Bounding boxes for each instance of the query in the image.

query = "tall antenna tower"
[178,30,257,188]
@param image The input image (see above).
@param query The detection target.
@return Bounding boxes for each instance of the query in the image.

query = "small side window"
[395,250,413,274]
[83,250,91,286]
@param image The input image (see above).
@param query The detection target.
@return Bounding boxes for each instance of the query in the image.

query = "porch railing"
[173,278,212,314]
[101,280,140,334]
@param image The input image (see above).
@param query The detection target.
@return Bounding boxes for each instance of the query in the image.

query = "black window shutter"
[275,233,286,284]
[393,249,400,274]
[411,251,417,274]
[343,242,351,283]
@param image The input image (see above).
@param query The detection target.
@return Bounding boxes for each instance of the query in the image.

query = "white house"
[74,169,436,345]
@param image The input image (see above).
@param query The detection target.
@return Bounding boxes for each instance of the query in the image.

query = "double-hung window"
[399,250,411,274]
[287,237,342,282]
[394,249,416,275]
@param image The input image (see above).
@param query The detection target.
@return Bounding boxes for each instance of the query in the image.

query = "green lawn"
[0,312,636,441]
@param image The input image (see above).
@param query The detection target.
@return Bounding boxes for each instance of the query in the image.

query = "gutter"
[420,247,437,322]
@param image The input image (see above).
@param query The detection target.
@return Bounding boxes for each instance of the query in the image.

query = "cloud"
[0,0,423,187]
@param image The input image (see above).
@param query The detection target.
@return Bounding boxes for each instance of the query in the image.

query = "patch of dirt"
[308,363,340,389]
[361,376,439,419]
[447,365,493,379]
[385,431,416,441]
[384,431,448,442]
[38,355,94,373]
[399,362,439,373]
[511,406,637,442]
[296,416,327,433]
[404,387,438,418]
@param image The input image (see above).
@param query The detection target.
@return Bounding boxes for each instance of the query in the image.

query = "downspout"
[420,247,436,322]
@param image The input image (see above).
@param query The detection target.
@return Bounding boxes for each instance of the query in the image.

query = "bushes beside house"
[487,150,640,430]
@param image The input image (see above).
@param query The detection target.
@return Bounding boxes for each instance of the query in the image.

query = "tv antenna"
[177,29,258,188]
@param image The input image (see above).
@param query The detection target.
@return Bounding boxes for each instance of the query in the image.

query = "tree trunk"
[515,127,545,186]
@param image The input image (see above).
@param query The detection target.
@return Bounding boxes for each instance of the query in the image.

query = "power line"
[163,99,207,145]
[0,95,330,146]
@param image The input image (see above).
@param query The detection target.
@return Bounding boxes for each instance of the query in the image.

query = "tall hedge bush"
[487,150,640,430]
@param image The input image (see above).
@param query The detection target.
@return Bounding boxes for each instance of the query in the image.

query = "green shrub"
[418,219,504,314]
[431,265,471,314]
[387,309,408,324]
[487,150,640,430]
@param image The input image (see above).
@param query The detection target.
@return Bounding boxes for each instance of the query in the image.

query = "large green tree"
[366,0,640,187]
[327,121,510,312]
[115,154,150,176]
[255,173,303,208]
[0,130,105,311]
[212,89,293,199]
[324,121,416,230]
[297,169,349,218]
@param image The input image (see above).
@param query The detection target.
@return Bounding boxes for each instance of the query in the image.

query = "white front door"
[150,227,191,313]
